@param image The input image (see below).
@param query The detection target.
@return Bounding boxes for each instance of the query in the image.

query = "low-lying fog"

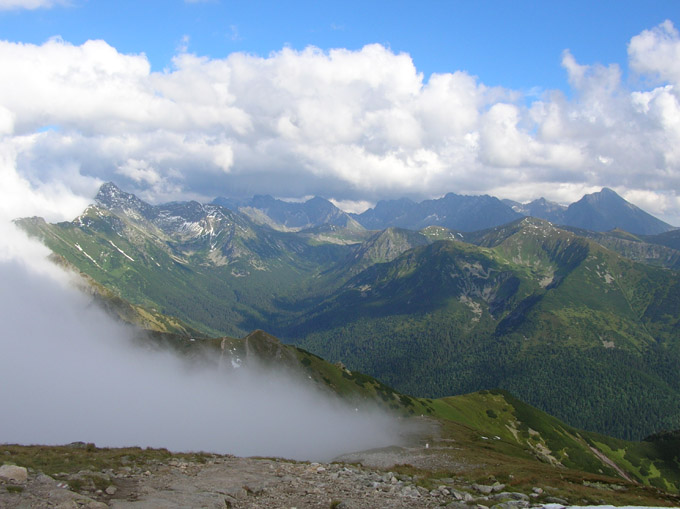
[0,222,408,462]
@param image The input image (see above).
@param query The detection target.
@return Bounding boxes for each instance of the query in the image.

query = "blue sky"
[2,0,677,92]
[1,0,680,224]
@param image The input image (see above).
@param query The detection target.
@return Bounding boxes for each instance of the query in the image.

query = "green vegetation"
[421,390,680,498]
[16,194,680,442]
[0,443,210,477]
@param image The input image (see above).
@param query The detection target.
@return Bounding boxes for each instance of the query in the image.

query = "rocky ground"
[0,454,568,509]
[3,422,677,509]
[0,449,592,509]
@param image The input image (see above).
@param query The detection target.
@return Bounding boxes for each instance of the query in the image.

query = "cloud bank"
[0,229,406,460]
[1,21,680,223]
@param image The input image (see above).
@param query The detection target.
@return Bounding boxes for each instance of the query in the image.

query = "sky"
[0,0,679,223]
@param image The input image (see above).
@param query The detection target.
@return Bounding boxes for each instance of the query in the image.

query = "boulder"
[0,464,28,483]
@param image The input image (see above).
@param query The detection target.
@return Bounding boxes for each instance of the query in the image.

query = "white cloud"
[1,23,680,223]
[329,198,373,214]
[116,158,162,185]
[629,20,680,86]
[0,0,68,10]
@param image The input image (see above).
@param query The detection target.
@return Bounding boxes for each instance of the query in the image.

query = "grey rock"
[491,491,530,501]
[544,496,568,504]
[450,488,466,500]
[472,483,494,494]
[491,502,529,509]
[0,464,28,483]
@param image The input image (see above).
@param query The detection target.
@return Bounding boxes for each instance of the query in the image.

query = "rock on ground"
[0,464,28,483]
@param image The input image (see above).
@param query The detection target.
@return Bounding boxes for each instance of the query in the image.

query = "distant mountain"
[559,227,680,271]
[339,227,431,276]
[644,228,680,251]
[504,197,567,223]
[213,194,364,233]
[353,193,522,231]
[358,188,674,236]
[561,187,673,235]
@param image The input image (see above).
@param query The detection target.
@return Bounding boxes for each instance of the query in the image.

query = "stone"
[472,483,494,494]
[491,491,530,501]
[0,464,28,483]
[545,496,568,504]
[490,502,528,509]
[105,485,117,495]
[450,489,465,500]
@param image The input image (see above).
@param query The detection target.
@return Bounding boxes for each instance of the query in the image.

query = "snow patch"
[74,243,102,269]
[108,240,135,262]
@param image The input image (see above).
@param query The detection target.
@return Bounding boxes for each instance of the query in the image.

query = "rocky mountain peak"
[95,182,152,217]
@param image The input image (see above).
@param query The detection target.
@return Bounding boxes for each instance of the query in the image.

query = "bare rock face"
[0,464,28,483]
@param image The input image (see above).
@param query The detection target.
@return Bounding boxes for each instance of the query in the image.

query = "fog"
[0,222,407,461]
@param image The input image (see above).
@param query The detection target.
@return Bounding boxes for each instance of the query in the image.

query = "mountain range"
[16,183,680,444]
[215,187,675,235]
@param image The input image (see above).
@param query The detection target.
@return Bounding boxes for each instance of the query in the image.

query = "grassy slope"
[160,328,680,498]
[16,212,350,338]
[16,210,680,441]
[418,390,680,505]
[289,221,680,440]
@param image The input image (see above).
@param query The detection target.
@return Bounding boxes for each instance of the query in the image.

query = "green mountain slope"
[115,319,680,499]
[430,389,680,498]
[15,186,680,442]
[285,218,680,440]
[16,184,353,337]
[144,328,680,498]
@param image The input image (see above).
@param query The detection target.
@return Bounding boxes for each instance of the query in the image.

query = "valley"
[17,183,680,442]
[10,182,680,505]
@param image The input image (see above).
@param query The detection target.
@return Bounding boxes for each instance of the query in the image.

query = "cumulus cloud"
[1,22,680,223]
[629,20,680,86]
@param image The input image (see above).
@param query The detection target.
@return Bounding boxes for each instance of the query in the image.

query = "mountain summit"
[562,188,673,235]
[95,182,153,217]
